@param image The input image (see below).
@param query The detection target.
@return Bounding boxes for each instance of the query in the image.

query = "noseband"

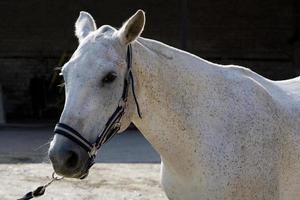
[54,44,142,173]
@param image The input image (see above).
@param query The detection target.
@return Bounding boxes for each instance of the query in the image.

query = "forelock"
[94,25,116,38]
[99,25,116,33]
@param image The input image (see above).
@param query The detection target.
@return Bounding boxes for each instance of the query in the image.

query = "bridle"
[54,44,142,176]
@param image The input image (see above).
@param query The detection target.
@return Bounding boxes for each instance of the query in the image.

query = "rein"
[18,44,142,199]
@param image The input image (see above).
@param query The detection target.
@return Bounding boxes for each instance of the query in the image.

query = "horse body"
[49,10,300,200]
[131,37,300,200]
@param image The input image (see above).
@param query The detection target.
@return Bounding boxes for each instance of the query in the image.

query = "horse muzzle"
[48,134,90,179]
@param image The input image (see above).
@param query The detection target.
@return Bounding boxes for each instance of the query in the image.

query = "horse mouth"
[53,168,89,179]
[79,171,89,179]
[50,158,90,179]
[77,166,90,179]
[73,163,91,179]
[48,134,93,179]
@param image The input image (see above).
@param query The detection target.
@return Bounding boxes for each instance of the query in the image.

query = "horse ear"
[75,11,97,43]
[117,10,145,45]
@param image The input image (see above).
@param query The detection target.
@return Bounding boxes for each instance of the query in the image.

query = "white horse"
[48,10,300,200]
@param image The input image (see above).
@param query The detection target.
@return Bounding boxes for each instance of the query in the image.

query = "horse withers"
[48,10,300,200]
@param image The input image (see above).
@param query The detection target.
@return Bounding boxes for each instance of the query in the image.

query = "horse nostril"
[65,150,79,169]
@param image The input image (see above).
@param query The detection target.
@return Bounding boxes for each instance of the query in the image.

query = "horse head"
[48,10,145,178]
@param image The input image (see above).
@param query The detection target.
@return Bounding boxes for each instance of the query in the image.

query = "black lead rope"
[18,44,142,199]
[18,172,63,200]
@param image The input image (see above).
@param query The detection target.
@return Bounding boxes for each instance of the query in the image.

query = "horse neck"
[128,37,222,163]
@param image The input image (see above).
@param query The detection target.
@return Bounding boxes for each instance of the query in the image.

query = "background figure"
[29,74,46,118]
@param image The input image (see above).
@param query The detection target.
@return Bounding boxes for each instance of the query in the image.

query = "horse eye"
[102,72,117,84]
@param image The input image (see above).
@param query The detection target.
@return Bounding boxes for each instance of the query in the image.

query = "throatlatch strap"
[127,44,142,118]
[130,71,142,118]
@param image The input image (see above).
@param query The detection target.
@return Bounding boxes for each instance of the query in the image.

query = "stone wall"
[0,0,299,118]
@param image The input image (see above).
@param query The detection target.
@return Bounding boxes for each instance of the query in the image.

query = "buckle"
[118,99,127,107]
[113,122,121,129]
[88,144,98,158]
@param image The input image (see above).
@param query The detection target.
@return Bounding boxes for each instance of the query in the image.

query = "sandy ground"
[1,163,168,200]
[0,126,167,199]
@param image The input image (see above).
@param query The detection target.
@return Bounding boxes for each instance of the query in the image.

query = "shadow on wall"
[0,85,5,124]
